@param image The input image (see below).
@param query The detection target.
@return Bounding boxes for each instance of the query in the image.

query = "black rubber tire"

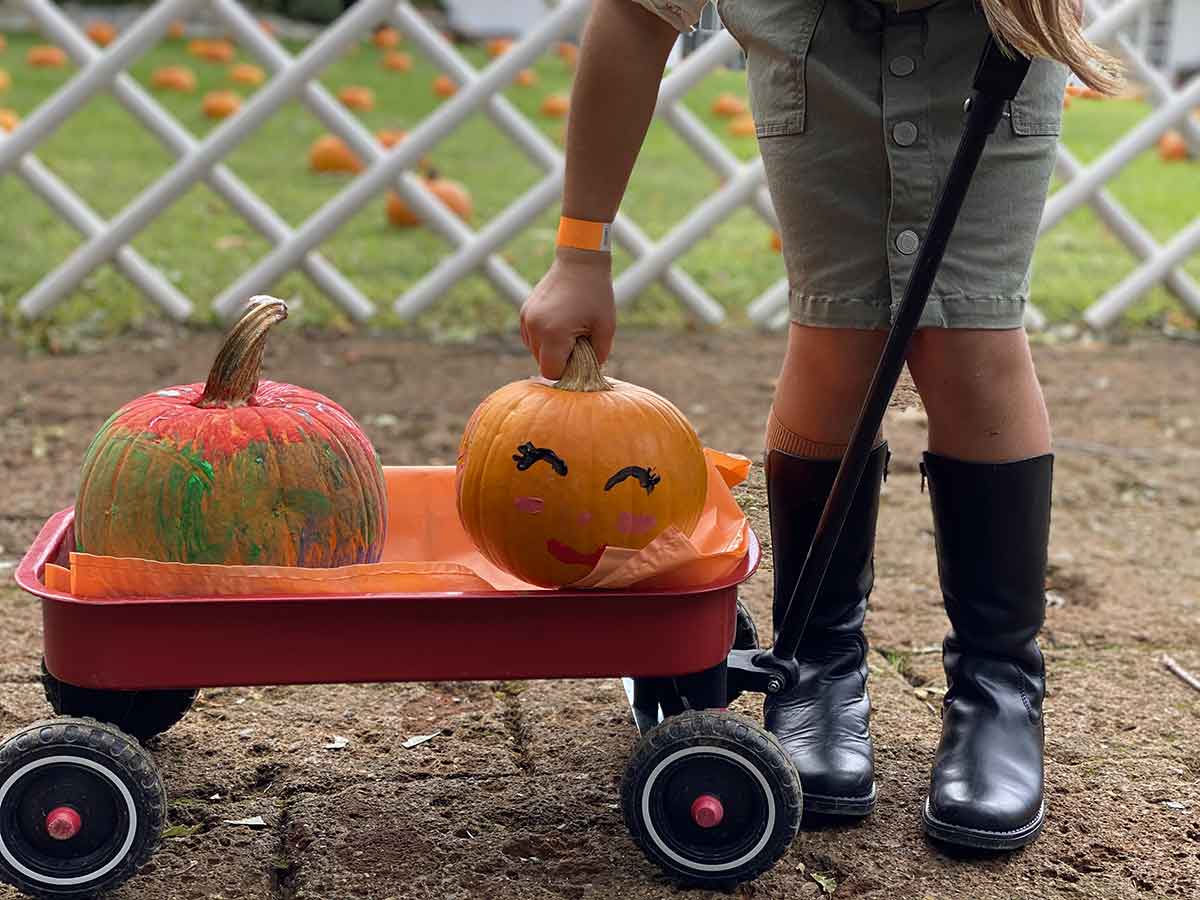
[0,718,165,899]
[622,710,801,887]
[734,600,759,651]
[41,661,197,742]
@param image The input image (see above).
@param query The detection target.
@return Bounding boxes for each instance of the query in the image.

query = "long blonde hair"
[977,0,1123,93]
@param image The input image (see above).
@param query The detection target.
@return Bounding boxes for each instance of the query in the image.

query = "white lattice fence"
[0,0,1196,329]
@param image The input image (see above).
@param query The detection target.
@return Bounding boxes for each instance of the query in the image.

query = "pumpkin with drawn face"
[456,340,708,588]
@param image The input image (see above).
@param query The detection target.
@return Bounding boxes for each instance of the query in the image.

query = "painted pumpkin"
[729,114,755,137]
[151,65,196,92]
[0,108,19,133]
[338,85,375,111]
[540,94,569,118]
[309,134,362,173]
[515,68,537,88]
[373,27,400,49]
[86,21,117,47]
[382,51,412,72]
[386,173,472,227]
[1159,130,1189,162]
[433,74,457,98]
[712,93,746,118]
[27,45,67,68]
[75,298,387,567]
[230,63,265,86]
[456,340,708,588]
[202,90,242,119]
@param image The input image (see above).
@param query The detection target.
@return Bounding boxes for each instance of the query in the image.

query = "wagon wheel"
[41,660,198,742]
[734,600,759,652]
[622,710,801,887]
[0,718,165,899]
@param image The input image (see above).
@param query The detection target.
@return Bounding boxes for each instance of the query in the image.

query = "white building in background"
[1121,0,1200,82]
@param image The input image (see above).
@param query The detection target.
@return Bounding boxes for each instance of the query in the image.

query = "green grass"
[0,29,1196,344]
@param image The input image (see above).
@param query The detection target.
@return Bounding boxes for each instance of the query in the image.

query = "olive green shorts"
[718,0,1069,329]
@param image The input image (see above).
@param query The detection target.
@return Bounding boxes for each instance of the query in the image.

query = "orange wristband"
[557,216,612,252]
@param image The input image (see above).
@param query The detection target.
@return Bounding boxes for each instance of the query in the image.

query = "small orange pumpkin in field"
[151,65,196,92]
[712,92,746,118]
[729,114,756,137]
[487,37,513,58]
[373,27,400,49]
[27,45,67,67]
[190,39,235,63]
[540,94,569,118]
[86,21,117,47]
[382,51,412,72]
[0,108,19,133]
[433,74,457,98]
[258,18,275,36]
[309,135,362,173]
[515,68,537,87]
[557,41,578,69]
[770,231,782,253]
[338,85,375,111]
[386,172,472,227]
[202,90,242,119]
[0,70,9,93]
[167,21,186,40]
[1158,130,1189,162]
[229,63,265,86]
[456,339,708,588]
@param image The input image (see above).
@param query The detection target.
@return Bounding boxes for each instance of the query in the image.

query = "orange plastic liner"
[61,449,751,599]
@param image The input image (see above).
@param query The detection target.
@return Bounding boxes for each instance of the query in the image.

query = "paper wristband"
[557,216,612,252]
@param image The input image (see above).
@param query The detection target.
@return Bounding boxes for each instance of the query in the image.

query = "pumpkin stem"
[198,297,288,408]
[554,338,612,393]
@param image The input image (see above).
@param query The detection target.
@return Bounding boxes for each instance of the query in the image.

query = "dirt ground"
[1,328,1197,900]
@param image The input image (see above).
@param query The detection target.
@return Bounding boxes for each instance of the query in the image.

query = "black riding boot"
[762,443,888,817]
[921,452,1053,849]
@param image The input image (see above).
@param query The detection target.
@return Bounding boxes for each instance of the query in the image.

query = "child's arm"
[520,0,684,380]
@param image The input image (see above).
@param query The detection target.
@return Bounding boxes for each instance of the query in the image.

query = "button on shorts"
[718,0,1069,329]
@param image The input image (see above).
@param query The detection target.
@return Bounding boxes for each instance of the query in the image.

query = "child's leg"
[907,327,1053,849]
[762,324,889,818]
[906,328,1050,461]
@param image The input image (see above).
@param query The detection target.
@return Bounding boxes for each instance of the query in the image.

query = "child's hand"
[520,247,616,380]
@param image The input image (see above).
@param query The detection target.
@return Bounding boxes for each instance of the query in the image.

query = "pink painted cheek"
[514,496,544,514]
[617,512,657,535]
[577,511,593,526]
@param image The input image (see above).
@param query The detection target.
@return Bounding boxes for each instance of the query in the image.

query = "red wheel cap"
[690,794,724,829]
[45,806,82,841]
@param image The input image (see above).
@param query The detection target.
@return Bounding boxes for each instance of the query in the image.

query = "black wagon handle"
[769,37,1033,663]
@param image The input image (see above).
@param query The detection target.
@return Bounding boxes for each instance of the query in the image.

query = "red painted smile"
[546,539,605,569]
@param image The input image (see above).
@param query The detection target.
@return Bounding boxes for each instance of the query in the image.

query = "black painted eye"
[605,466,660,495]
[513,442,568,476]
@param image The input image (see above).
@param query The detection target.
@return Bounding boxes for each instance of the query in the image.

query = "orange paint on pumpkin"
[540,94,569,118]
[382,51,412,72]
[712,92,746,118]
[229,63,265,86]
[456,339,707,588]
[386,173,472,228]
[1159,130,1189,162]
[338,85,375,111]
[433,74,457,98]
[86,21,117,47]
[27,45,67,68]
[309,135,362,173]
[202,90,242,119]
[151,65,196,92]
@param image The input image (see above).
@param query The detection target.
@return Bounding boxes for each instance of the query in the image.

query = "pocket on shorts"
[1008,58,1070,137]
[718,0,826,137]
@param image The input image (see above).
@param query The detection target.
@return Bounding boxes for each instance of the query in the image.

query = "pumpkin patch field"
[0,29,1197,344]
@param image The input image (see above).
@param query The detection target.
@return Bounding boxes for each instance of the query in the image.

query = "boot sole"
[804,784,876,817]
[922,798,1045,850]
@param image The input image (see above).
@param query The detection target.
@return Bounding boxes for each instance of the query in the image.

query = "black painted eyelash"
[604,466,661,495]
[513,442,568,476]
